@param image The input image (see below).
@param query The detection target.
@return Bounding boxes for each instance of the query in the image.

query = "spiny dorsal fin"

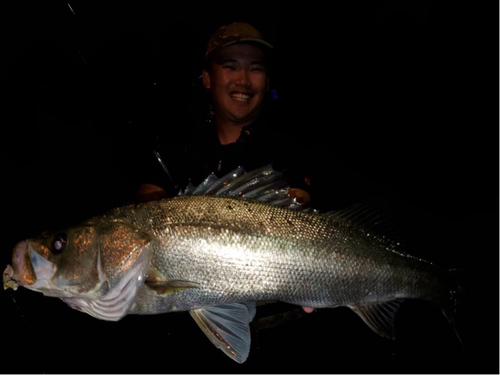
[350,299,405,339]
[179,165,316,212]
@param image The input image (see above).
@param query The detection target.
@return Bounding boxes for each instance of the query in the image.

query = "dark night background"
[0,1,498,373]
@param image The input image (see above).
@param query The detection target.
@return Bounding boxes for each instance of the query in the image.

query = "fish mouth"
[9,240,56,290]
[230,91,254,102]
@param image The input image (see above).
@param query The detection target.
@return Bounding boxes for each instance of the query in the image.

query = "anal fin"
[350,299,404,339]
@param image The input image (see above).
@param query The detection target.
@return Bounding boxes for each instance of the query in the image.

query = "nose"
[234,68,251,88]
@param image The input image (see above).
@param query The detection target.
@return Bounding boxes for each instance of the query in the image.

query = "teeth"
[230,92,252,102]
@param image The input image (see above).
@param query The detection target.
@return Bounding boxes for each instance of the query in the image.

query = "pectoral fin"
[350,299,404,339]
[189,302,256,364]
[144,269,200,294]
[145,278,200,295]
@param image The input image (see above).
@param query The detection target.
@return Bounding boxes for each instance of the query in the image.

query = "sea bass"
[3,166,459,363]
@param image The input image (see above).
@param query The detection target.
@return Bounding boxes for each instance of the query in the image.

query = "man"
[203,26,271,145]
[136,22,312,206]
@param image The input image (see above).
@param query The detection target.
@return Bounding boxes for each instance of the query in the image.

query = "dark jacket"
[146,118,313,197]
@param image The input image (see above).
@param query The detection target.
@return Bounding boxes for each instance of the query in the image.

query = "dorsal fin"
[326,201,401,244]
[179,165,315,212]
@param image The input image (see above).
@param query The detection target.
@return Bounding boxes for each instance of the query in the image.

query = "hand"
[288,188,311,204]
[135,184,168,203]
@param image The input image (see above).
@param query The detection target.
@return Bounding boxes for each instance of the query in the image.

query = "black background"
[1,1,498,373]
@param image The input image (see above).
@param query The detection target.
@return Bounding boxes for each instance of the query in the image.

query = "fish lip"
[11,240,35,286]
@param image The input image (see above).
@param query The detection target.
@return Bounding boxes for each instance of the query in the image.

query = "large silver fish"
[3,166,459,363]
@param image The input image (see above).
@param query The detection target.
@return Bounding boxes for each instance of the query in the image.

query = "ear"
[202,69,211,89]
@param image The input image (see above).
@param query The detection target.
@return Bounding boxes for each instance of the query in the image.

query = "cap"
[205,22,273,57]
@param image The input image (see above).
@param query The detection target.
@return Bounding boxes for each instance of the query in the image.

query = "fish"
[3,165,461,363]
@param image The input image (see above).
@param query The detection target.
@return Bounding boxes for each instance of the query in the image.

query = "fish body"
[124,195,447,313]
[4,166,459,363]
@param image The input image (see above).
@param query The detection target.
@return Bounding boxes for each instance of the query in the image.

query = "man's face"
[203,43,269,127]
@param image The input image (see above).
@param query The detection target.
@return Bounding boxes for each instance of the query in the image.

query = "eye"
[51,233,67,254]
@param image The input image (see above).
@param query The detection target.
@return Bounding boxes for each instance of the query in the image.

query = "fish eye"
[51,233,67,254]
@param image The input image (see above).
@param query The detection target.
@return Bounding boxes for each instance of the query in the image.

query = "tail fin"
[441,268,465,349]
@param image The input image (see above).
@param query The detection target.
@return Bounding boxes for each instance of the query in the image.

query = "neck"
[216,116,251,145]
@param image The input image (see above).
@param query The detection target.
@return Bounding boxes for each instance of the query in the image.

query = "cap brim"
[206,38,273,57]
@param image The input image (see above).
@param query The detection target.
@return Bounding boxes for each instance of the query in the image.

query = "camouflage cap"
[205,22,273,57]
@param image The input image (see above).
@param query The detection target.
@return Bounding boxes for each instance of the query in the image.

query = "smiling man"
[202,23,272,145]
[137,22,313,200]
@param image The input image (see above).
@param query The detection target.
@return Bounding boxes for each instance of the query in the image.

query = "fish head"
[8,221,151,306]
[10,225,102,298]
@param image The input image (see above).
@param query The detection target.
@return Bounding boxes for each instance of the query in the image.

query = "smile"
[230,92,254,102]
